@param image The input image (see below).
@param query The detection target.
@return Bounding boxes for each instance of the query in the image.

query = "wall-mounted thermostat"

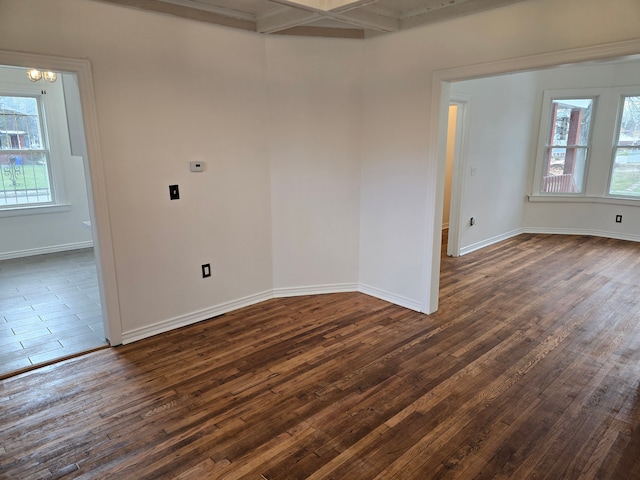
[190,161,205,172]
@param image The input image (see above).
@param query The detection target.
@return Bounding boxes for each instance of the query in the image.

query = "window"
[540,98,594,194]
[609,96,640,197]
[0,95,52,207]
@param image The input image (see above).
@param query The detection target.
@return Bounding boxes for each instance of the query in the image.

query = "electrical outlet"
[615,214,622,223]
[202,263,211,278]
[169,185,180,200]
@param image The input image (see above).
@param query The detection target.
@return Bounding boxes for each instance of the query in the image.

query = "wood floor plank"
[2,234,640,479]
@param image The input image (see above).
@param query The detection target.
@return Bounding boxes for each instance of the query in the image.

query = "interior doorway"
[0,65,108,377]
[0,49,122,376]
[442,98,468,258]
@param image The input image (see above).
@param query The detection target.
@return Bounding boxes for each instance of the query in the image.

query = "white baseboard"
[523,227,640,243]
[358,284,422,312]
[120,282,426,344]
[121,289,274,344]
[273,283,358,298]
[459,228,524,256]
[0,241,94,261]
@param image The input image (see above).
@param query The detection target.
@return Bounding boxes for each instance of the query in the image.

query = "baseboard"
[459,229,524,256]
[273,283,359,298]
[121,289,274,344]
[0,241,94,261]
[358,284,422,312]
[523,227,640,243]
[121,282,424,344]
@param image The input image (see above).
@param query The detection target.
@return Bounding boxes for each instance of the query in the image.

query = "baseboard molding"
[523,227,640,243]
[358,284,422,312]
[459,229,524,256]
[273,283,359,298]
[0,241,94,261]
[458,227,640,257]
[121,282,425,344]
[121,289,274,344]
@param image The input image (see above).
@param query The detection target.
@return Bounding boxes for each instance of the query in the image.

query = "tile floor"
[0,248,107,378]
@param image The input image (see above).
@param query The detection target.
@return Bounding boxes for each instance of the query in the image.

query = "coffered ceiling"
[94,0,528,38]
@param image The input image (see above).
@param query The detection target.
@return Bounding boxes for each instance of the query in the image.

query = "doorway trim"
[446,95,470,258]
[423,37,640,315]
[0,49,122,345]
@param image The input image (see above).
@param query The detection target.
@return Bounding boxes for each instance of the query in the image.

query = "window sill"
[0,204,72,218]
[528,195,640,207]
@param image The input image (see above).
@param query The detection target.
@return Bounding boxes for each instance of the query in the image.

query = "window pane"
[0,96,43,150]
[0,152,52,205]
[617,96,640,146]
[549,98,593,147]
[542,147,587,193]
[609,148,640,197]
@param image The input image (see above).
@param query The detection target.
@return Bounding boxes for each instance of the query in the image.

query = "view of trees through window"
[0,95,52,206]
[609,96,640,197]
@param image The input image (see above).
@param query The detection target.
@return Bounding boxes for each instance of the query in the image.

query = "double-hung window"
[539,97,594,194]
[608,95,640,198]
[0,94,53,207]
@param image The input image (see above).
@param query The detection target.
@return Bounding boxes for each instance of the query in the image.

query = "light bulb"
[27,69,42,82]
[43,71,57,83]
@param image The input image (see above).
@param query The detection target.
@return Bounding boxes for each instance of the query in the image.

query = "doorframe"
[446,95,470,258]
[0,49,122,345]
[423,38,640,315]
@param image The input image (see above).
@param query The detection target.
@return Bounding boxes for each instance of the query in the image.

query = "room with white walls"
[1,0,639,344]
[0,66,93,259]
[359,0,640,313]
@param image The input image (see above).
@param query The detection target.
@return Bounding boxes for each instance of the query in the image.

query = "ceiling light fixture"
[27,69,57,83]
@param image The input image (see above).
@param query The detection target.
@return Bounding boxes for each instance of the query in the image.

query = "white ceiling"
[94,0,529,38]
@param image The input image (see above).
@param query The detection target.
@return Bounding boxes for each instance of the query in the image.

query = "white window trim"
[606,93,640,199]
[531,88,600,197]
[0,81,68,212]
[531,86,640,203]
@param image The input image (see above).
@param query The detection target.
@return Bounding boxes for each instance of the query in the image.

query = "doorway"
[0,49,122,376]
[442,98,468,258]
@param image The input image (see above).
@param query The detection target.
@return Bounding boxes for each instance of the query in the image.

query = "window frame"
[532,90,598,197]
[606,93,640,200]
[0,80,68,215]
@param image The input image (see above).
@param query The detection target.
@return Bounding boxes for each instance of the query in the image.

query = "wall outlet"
[202,263,211,278]
[615,214,622,223]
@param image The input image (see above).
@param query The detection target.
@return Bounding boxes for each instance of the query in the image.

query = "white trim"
[528,194,640,206]
[0,203,71,217]
[459,228,524,256]
[273,283,358,297]
[359,284,422,312]
[121,290,274,344]
[523,227,640,244]
[0,240,93,261]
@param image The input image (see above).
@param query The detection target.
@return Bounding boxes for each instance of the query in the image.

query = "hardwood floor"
[1,234,640,479]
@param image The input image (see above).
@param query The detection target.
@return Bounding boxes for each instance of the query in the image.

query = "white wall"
[0,0,275,339]
[451,72,539,253]
[360,0,640,311]
[266,36,363,292]
[0,66,92,258]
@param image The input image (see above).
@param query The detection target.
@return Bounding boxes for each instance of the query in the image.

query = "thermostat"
[190,161,205,172]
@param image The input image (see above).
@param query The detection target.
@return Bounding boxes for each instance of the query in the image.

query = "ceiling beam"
[264,0,397,33]
[257,8,320,34]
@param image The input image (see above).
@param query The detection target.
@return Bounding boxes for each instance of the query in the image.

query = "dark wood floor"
[1,234,640,479]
